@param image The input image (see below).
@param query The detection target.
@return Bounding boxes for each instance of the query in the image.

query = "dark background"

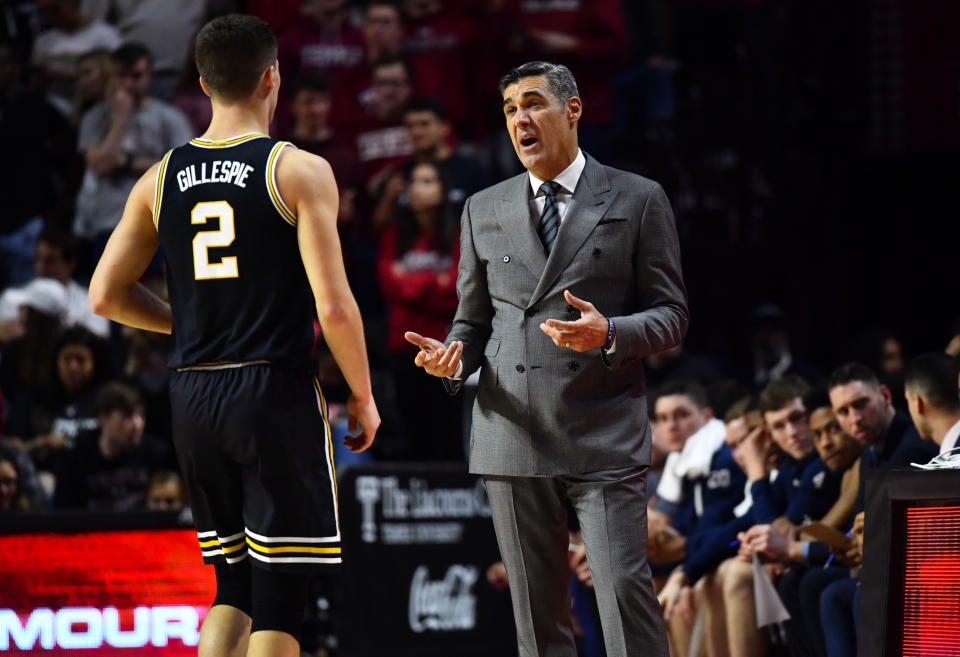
[634,0,959,368]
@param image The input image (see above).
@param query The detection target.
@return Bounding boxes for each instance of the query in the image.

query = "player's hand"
[771,516,798,540]
[738,524,790,563]
[737,425,771,482]
[344,394,380,453]
[404,332,462,378]
[540,290,608,352]
[673,585,698,626]
[835,532,862,568]
[658,569,687,620]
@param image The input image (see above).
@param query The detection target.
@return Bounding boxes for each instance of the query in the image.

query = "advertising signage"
[339,464,516,657]
[0,525,214,655]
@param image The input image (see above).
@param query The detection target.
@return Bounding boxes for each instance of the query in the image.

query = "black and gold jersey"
[154,133,314,369]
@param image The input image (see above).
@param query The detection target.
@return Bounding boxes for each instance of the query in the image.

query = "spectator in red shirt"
[377,161,461,461]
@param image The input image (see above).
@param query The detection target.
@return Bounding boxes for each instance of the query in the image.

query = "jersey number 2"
[192,201,238,280]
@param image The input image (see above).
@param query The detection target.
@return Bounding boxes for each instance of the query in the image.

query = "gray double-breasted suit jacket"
[445,154,689,476]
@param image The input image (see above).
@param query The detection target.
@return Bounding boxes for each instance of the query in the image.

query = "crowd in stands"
[1,1,959,656]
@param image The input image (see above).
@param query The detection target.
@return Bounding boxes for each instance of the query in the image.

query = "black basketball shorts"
[169,363,341,573]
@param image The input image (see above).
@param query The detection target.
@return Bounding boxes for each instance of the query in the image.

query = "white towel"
[753,553,791,626]
[655,418,727,505]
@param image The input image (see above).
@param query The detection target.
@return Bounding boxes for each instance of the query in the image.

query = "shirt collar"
[529,148,585,197]
[941,417,960,454]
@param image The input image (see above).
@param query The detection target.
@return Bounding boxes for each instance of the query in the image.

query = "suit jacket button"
[525,307,536,317]
[568,361,579,371]
[593,248,602,258]
[515,364,525,373]
[503,255,510,263]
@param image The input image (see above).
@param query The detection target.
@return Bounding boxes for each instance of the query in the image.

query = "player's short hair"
[802,384,833,413]
[112,42,152,68]
[724,395,758,423]
[827,362,880,393]
[498,61,580,104]
[655,379,709,411]
[195,14,277,102]
[95,382,144,416]
[758,375,810,414]
[905,354,960,412]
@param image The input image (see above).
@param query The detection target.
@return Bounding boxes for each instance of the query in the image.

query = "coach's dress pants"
[484,466,667,657]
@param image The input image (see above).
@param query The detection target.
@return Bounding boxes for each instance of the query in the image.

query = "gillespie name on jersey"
[176,160,255,192]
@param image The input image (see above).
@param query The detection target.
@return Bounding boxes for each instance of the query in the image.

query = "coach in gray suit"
[405,61,686,657]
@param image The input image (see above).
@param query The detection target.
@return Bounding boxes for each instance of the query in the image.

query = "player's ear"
[198,77,212,98]
[261,61,278,95]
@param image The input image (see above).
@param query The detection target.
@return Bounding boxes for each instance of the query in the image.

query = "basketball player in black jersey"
[89,15,380,657]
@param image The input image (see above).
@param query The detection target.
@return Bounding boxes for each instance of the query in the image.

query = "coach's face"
[502,75,581,181]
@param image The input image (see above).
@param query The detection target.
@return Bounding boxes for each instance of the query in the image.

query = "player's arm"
[89,163,172,333]
[277,148,380,452]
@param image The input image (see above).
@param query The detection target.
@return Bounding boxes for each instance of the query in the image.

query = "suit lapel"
[528,155,617,307]
[495,174,547,280]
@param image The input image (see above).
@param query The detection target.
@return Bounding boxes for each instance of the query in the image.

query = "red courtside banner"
[0,529,215,655]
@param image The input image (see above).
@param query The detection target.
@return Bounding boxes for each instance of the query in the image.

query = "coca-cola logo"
[408,565,478,633]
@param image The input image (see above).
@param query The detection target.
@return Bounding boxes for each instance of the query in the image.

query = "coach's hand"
[404,332,462,378]
[540,290,608,352]
[345,394,380,453]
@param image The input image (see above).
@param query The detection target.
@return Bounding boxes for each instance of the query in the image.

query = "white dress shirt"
[528,148,586,225]
[941,418,960,455]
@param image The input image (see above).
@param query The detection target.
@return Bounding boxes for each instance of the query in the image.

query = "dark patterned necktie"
[538,180,561,254]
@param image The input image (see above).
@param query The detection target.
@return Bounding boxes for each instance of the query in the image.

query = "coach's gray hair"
[498,61,580,104]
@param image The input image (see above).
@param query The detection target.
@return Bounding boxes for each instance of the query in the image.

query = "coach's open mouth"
[520,135,538,149]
